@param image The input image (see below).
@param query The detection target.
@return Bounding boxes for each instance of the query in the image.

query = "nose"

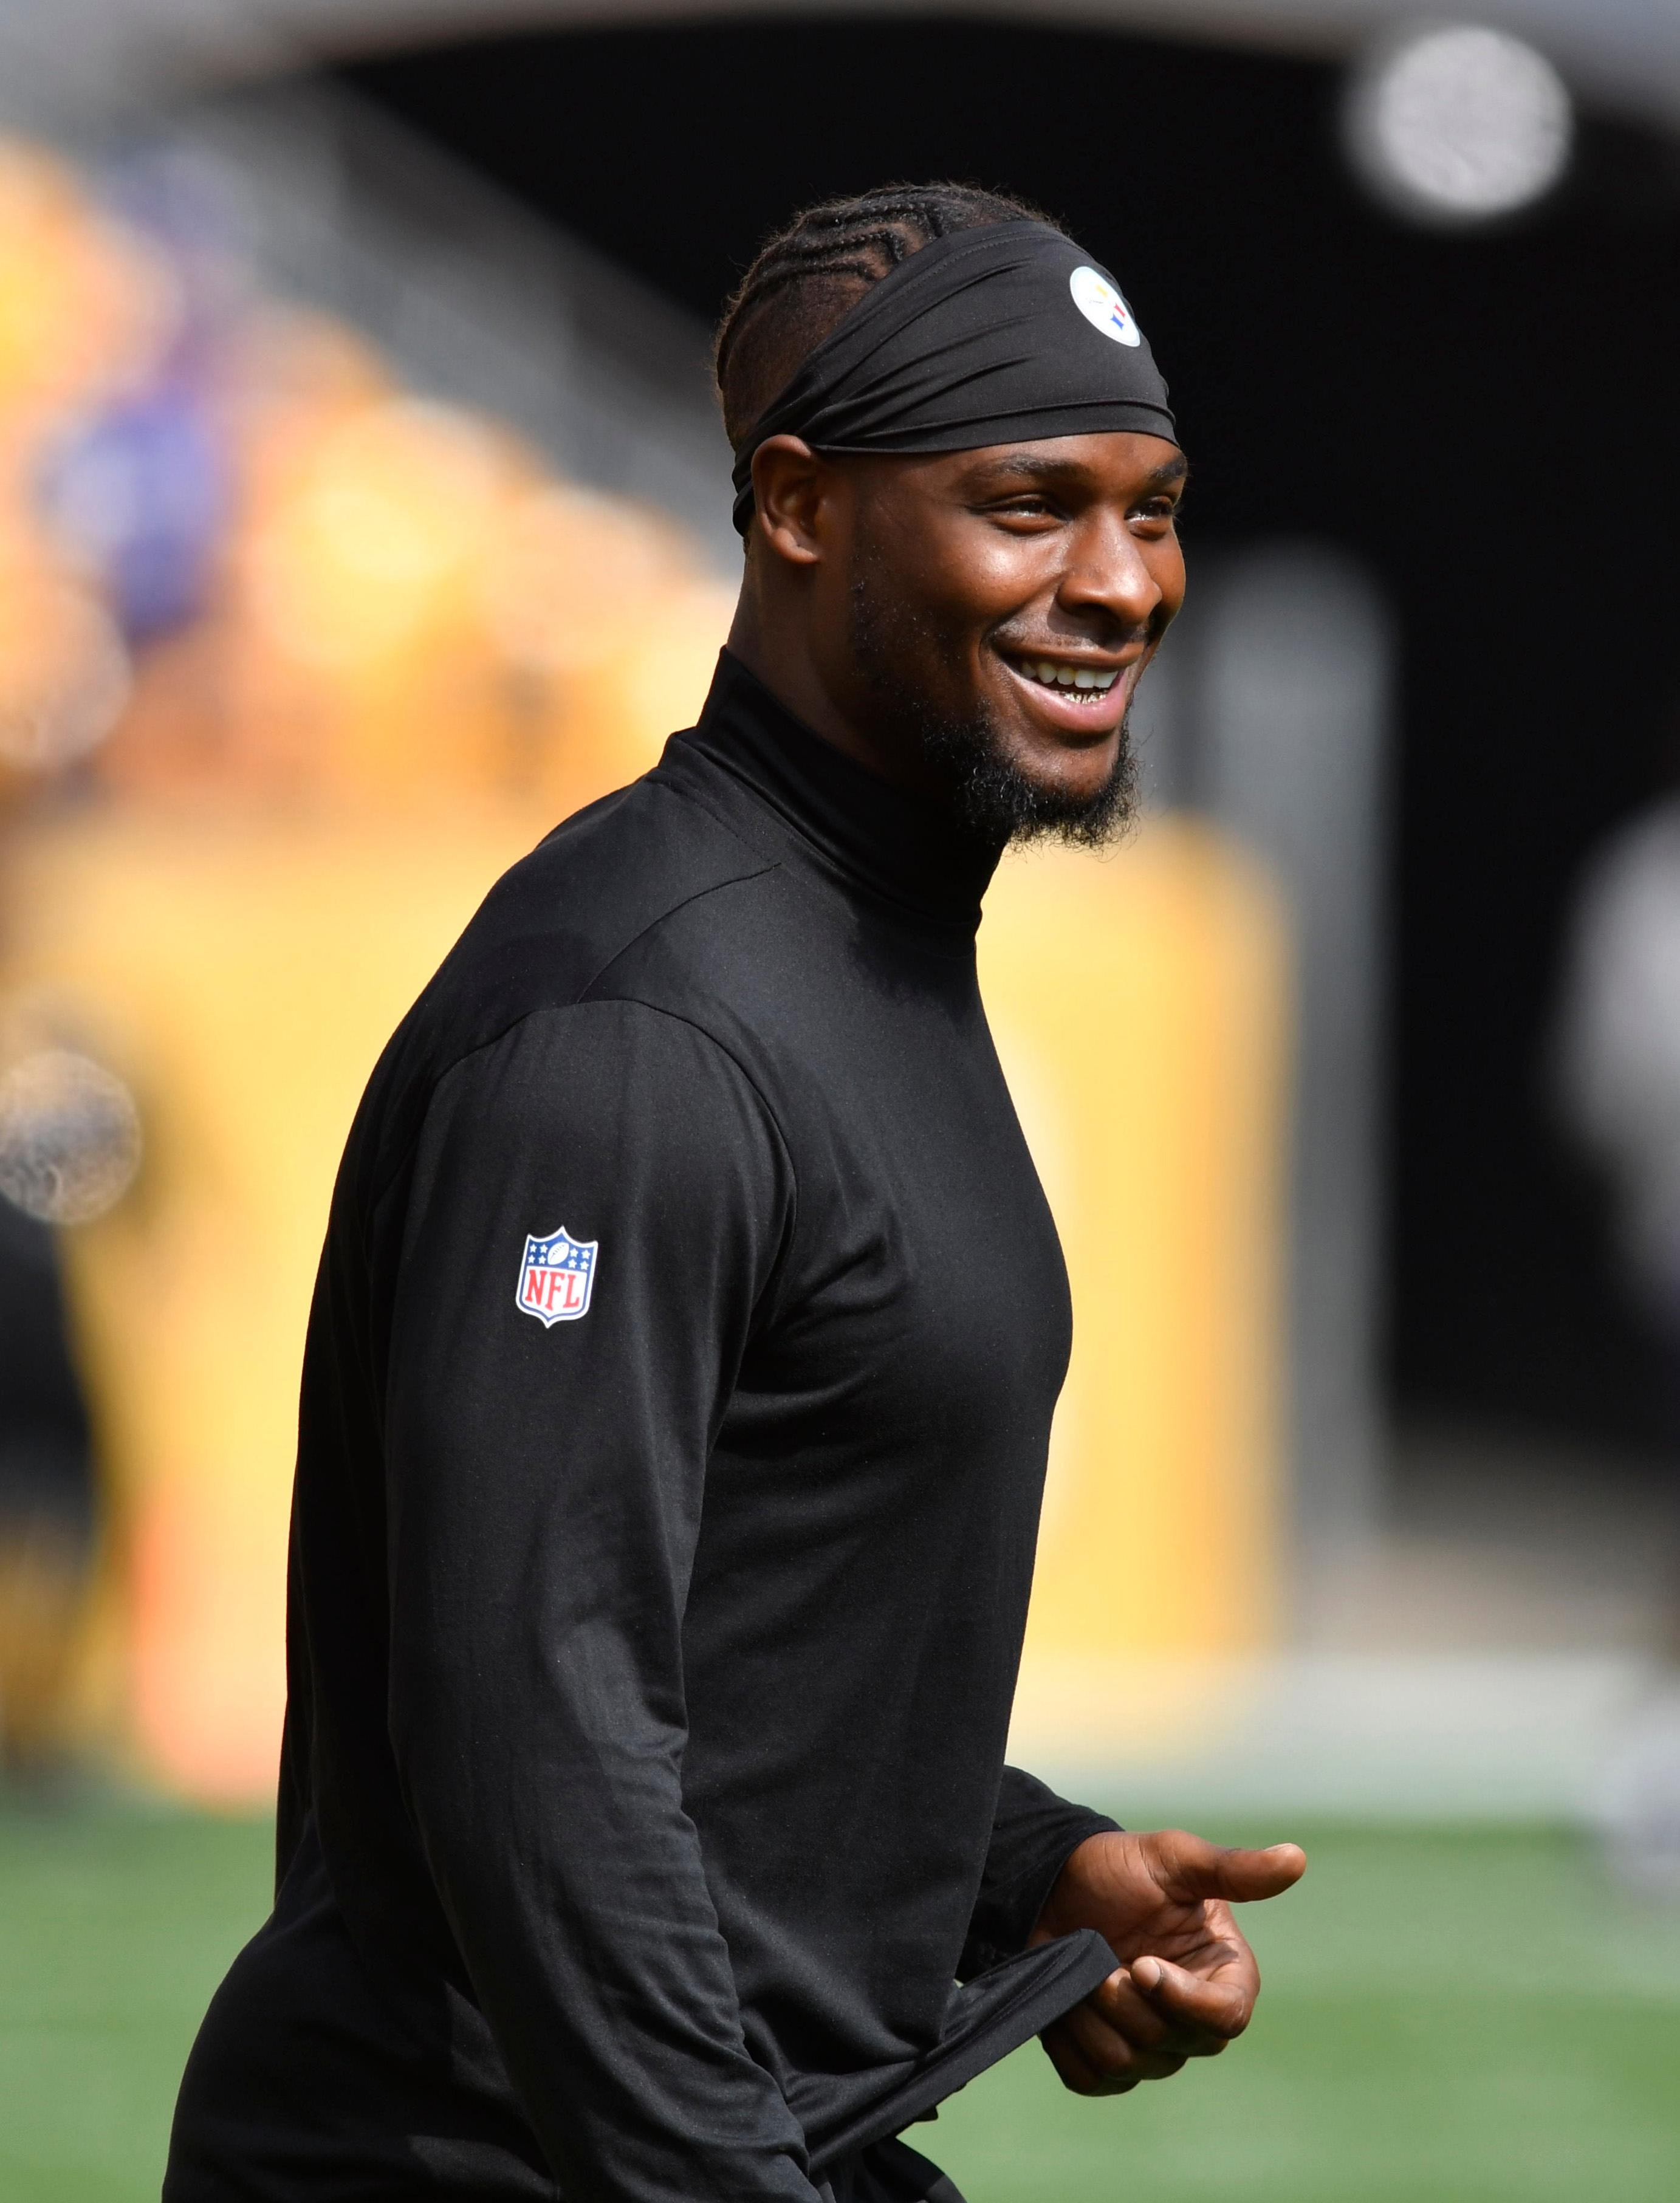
[1057,510,1171,639]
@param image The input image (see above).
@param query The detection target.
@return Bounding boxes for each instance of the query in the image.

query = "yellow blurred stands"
[0,136,1287,1801]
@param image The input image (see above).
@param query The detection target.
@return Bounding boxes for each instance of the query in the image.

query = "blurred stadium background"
[1,1,1679,2196]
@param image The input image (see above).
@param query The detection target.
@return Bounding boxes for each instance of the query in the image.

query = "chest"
[733,942,1071,1470]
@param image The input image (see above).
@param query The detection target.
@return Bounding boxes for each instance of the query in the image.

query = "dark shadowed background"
[346,15,1680,1453]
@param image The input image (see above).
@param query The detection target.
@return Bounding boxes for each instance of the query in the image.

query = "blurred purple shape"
[42,388,229,644]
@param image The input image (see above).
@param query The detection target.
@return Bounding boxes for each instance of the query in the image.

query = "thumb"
[1150,1832,1307,1904]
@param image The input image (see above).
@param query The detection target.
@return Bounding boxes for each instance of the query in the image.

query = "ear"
[750,436,833,567]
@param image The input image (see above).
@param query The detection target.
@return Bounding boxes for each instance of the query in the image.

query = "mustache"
[986,602,1170,661]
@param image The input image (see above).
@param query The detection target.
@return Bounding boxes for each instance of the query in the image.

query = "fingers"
[1086,1967,1177,2049]
[1130,1955,1252,2041]
[1041,2001,1186,2097]
[1041,2020,1139,2097]
[1043,1959,1239,2100]
[1070,1993,1197,2074]
[1147,1831,1307,1905]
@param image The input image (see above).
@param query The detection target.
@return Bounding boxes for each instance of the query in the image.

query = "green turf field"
[2,1809,1677,2201]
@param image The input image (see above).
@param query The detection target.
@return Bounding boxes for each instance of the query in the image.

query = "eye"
[986,492,1061,524]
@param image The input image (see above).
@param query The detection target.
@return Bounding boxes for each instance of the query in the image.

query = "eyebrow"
[964,450,1190,490]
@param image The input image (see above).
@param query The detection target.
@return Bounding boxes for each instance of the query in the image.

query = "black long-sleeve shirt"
[166,651,1118,2203]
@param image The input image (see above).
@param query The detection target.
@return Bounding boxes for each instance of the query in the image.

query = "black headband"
[730,219,1177,535]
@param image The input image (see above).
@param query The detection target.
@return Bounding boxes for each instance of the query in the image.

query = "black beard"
[915,694,1138,851]
[848,569,1138,851]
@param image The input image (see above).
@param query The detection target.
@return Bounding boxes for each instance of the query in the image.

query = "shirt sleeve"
[382,998,820,2203]
[960,1767,1120,1979]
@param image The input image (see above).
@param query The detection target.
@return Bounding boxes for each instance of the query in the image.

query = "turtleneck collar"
[673,650,1005,937]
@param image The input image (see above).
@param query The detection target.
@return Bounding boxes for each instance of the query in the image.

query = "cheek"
[911,537,1056,649]
[853,499,1054,672]
[1151,539,1188,620]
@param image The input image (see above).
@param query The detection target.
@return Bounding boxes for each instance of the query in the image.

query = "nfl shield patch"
[516,1225,599,1327]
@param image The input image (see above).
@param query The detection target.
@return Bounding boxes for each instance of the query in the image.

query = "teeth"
[1017,657,1119,695]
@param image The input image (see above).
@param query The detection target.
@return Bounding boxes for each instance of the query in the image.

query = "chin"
[1004,731,1122,801]
[933,716,1135,851]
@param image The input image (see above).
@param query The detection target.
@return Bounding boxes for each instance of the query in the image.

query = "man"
[167,182,1304,2203]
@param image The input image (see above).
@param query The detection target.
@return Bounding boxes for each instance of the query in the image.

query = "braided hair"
[713,182,1061,450]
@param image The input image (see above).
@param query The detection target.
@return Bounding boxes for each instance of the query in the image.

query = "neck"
[726,577,953,803]
[682,650,1007,935]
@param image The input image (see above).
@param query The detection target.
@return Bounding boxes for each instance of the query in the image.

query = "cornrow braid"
[714,182,1062,451]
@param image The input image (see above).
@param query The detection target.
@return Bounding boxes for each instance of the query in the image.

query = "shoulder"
[425,773,773,1044]
[468,772,777,1000]
[348,773,787,1204]
[425,998,787,1176]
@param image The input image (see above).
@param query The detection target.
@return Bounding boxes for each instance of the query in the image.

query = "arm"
[961,1767,1119,1978]
[383,999,820,2203]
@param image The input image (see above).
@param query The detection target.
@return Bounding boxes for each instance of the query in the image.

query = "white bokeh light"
[1346,24,1574,224]
[0,1049,142,1225]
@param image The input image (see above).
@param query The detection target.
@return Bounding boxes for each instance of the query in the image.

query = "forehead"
[950,432,1187,492]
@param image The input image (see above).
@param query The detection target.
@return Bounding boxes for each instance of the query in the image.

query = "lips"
[995,647,1134,736]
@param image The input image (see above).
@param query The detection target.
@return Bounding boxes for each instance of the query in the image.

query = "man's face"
[814,431,1187,843]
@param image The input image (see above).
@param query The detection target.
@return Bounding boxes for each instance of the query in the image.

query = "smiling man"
[166,183,1303,2203]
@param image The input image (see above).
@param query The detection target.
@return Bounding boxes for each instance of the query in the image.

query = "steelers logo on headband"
[1068,265,1143,349]
[731,219,1177,535]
